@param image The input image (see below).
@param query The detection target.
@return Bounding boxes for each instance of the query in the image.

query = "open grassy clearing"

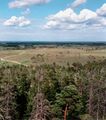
[0,47,106,66]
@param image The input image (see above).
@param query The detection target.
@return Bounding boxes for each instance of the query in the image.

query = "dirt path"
[0,51,28,67]
[3,51,25,59]
[0,58,28,67]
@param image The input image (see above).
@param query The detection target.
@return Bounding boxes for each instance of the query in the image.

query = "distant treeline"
[0,41,106,50]
[0,60,106,120]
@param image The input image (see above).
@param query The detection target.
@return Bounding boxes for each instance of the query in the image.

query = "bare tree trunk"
[5,83,12,120]
[64,104,68,120]
[88,80,93,116]
[102,100,106,120]
[35,93,46,120]
[96,95,100,120]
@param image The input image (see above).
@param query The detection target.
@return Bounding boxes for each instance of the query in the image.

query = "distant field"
[0,46,106,66]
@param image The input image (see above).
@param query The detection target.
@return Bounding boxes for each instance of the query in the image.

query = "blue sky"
[0,0,106,41]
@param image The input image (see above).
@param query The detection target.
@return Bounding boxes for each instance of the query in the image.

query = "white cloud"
[71,0,86,8]
[44,4,106,30]
[44,8,99,30]
[9,0,50,8]
[3,16,31,27]
[96,3,106,17]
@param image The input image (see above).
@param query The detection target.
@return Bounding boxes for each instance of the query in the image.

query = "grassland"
[0,46,106,66]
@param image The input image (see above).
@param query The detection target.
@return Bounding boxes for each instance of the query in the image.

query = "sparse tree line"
[0,60,106,120]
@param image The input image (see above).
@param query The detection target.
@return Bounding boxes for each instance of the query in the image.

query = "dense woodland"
[0,60,106,120]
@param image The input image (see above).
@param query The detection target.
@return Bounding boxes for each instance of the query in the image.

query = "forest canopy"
[0,60,106,120]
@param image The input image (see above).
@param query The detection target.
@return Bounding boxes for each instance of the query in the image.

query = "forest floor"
[0,46,106,66]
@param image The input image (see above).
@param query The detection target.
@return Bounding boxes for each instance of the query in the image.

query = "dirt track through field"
[0,51,28,66]
[0,58,28,66]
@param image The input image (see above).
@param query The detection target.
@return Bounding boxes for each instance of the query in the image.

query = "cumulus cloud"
[3,16,31,27]
[44,5,106,30]
[71,0,86,8]
[44,8,97,29]
[9,0,50,8]
[96,3,106,17]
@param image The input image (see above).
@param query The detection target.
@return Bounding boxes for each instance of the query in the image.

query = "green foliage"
[80,114,93,120]
[51,85,82,119]
[0,60,106,120]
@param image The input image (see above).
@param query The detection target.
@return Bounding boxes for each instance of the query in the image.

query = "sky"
[0,0,106,42]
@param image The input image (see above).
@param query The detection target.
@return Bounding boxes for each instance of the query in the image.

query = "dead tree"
[29,68,51,120]
[0,69,16,120]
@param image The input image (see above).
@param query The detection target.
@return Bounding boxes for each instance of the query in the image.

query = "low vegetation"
[0,47,106,66]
